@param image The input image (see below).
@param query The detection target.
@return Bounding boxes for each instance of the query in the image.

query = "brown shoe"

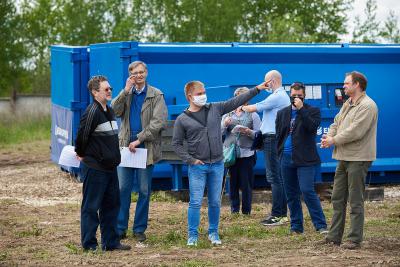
[316,237,340,246]
[341,241,361,250]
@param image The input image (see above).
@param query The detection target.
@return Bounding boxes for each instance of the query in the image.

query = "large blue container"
[50,45,89,170]
[51,42,400,188]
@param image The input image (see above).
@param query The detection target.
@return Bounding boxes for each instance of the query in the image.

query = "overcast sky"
[342,0,400,42]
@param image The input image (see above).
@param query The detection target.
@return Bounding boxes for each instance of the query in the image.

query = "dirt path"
[1,143,400,266]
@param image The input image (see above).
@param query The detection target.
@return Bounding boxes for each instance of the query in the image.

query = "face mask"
[192,94,207,107]
[290,96,304,106]
[265,80,274,93]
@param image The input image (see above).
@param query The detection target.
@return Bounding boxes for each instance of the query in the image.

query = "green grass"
[131,191,177,203]
[15,225,42,238]
[178,259,215,267]
[0,115,51,146]
[0,251,8,261]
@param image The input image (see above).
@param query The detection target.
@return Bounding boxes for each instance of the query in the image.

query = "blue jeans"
[116,165,154,235]
[80,163,120,250]
[280,153,327,232]
[187,161,224,238]
[263,135,287,217]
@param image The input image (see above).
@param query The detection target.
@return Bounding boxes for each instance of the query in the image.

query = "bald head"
[265,70,282,90]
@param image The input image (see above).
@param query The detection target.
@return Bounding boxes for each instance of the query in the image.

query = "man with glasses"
[275,82,327,235]
[320,71,378,249]
[75,75,131,251]
[242,70,290,226]
[112,61,168,242]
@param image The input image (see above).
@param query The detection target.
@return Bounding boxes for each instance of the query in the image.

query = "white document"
[119,147,147,169]
[231,125,249,134]
[305,86,313,99]
[58,145,80,168]
[313,85,322,99]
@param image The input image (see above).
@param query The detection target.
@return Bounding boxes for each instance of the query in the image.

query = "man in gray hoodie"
[172,80,268,246]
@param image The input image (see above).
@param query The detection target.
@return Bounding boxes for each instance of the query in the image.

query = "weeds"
[0,252,7,261]
[15,224,42,238]
[65,242,80,254]
[131,191,177,203]
[0,115,51,146]
[178,259,215,267]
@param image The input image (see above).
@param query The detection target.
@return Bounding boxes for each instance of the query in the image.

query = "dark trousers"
[263,135,287,217]
[228,155,255,214]
[80,163,121,250]
[327,160,371,244]
[280,153,327,232]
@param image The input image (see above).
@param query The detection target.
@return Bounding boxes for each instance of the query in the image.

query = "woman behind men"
[221,87,261,215]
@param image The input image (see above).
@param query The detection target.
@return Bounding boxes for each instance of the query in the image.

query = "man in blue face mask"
[172,80,268,246]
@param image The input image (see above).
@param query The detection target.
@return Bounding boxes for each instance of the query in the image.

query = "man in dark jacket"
[275,82,327,234]
[75,75,131,251]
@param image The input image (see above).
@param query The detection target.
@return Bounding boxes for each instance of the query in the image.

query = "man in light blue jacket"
[242,70,290,226]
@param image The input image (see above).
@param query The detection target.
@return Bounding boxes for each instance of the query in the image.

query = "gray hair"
[234,87,249,96]
[128,60,148,73]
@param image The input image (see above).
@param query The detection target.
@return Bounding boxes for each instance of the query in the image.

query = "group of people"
[75,60,378,251]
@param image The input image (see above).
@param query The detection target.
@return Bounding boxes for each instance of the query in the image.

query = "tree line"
[0,0,399,97]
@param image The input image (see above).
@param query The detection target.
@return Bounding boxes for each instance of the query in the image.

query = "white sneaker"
[208,233,222,245]
[187,236,198,246]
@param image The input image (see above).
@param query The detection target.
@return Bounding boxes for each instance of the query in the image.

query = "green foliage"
[2,0,399,97]
[0,116,51,146]
[352,0,380,43]
[0,0,26,96]
[352,0,400,44]
[380,10,400,43]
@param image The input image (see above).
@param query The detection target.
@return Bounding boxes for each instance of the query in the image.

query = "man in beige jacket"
[320,71,378,249]
[111,61,167,242]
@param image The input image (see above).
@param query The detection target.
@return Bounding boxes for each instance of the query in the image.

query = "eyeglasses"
[129,70,146,77]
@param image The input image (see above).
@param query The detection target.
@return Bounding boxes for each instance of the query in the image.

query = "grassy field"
[0,115,51,147]
[1,120,400,266]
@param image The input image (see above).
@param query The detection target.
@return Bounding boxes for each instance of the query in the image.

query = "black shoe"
[83,246,98,252]
[134,232,146,242]
[317,237,340,246]
[260,215,288,226]
[104,243,131,251]
[341,240,361,250]
[290,229,303,235]
[118,232,127,240]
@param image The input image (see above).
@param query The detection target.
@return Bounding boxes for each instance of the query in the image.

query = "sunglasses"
[96,87,113,93]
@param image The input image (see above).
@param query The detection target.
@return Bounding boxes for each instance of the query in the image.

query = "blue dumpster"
[50,45,89,174]
[51,42,400,188]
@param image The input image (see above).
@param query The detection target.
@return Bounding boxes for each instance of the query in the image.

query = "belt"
[262,133,276,138]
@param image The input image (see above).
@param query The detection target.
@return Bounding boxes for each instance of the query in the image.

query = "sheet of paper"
[305,86,313,99]
[58,145,80,168]
[312,85,322,99]
[231,125,249,134]
[119,147,147,169]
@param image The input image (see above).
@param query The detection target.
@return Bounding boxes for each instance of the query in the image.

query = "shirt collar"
[274,86,285,94]
[135,84,147,95]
